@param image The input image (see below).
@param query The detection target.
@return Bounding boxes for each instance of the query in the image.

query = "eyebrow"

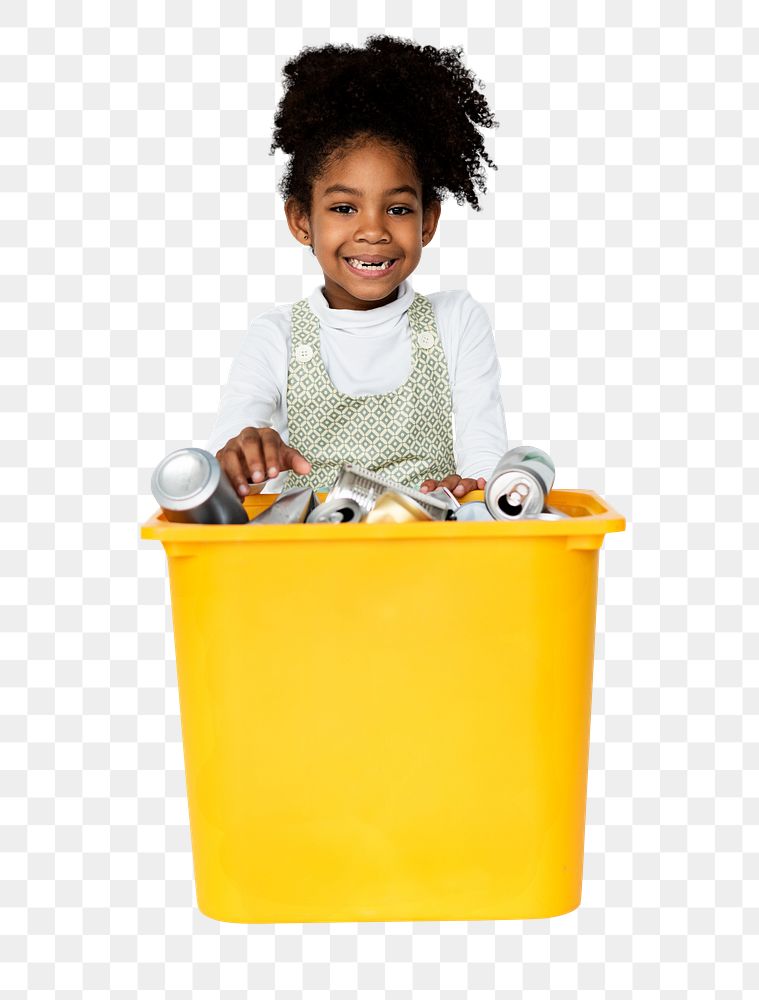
[321,184,419,199]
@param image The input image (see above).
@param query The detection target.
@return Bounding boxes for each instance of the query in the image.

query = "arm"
[420,293,508,495]
[449,293,509,480]
[206,314,287,457]
[205,313,293,493]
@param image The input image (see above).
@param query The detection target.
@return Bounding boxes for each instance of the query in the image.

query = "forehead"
[315,142,420,195]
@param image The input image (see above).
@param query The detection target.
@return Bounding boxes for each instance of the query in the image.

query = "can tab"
[506,482,531,507]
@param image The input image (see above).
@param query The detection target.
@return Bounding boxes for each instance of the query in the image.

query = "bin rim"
[140,488,626,543]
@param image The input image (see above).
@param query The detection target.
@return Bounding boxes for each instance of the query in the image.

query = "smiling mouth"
[343,257,399,276]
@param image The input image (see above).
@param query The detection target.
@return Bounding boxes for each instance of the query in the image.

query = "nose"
[353,207,392,242]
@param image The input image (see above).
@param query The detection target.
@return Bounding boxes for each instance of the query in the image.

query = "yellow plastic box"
[141,489,625,923]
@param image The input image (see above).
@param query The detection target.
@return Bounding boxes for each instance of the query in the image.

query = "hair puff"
[269,34,499,216]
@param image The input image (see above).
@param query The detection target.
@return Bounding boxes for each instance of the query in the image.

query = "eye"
[330,205,414,215]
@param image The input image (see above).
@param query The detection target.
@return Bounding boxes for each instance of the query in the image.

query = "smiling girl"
[208,34,508,499]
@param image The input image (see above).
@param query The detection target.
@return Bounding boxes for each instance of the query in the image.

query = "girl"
[208,34,508,499]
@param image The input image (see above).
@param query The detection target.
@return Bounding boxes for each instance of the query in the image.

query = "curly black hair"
[269,34,499,218]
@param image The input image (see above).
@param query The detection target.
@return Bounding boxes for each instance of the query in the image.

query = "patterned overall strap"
[281,291,456,493]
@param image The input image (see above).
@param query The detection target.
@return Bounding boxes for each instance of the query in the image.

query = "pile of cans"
[150,446,568,526]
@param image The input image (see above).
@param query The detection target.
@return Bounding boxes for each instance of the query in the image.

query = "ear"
[422,199,442,246]
[284,197,310,243]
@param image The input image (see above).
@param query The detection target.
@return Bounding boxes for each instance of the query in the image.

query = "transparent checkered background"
[2,0,757,995]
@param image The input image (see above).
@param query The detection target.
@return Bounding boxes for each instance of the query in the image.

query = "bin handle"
[163,544,197,559]
[566,535,603,551]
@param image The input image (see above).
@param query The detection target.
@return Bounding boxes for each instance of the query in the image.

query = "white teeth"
[347,258,394,269]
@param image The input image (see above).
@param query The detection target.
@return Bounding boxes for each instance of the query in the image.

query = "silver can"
[325,463,451,521]
[151,447,249,525]
[426,486,461,517]
[453,500,494,522]
[484,446,556,521]
[540,505,569,520]
[248,487,315,525]
[306,497,364,524]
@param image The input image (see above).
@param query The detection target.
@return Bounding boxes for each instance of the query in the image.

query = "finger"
[437,475,462,494]
[259,429,283,479]
[220,448,250,496]
[453,478,480,497]
[419,479,439,493]
[239,432,266,483]
[282,446,312,475]
[477,477,486,490]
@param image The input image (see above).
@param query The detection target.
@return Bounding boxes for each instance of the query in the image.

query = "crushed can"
[248,487,315,525]
[325,463,451,521]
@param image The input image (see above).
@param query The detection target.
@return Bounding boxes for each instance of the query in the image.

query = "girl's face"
[285,140,441,310]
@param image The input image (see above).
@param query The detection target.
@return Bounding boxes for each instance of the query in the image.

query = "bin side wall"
[163,535,602,922]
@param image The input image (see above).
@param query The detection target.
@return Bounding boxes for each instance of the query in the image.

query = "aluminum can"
[151,447,249,525]
[325,463,450,521]
[426,486,461,517]
[248,487,315,525]
[363,491,432,524]
[306,497,363,524]
[453,500,495,522]
[540,505,569,520]
[484,446,556,521]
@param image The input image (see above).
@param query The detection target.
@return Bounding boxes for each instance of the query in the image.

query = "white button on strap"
[294,343,314,363]
[417,329,436,349]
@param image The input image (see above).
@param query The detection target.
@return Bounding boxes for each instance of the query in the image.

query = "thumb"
[283,446,312,474]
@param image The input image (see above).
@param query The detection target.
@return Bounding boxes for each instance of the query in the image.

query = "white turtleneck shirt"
[206,279,508,493]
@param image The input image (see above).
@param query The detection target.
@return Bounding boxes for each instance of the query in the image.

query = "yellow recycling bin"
[141,489,625,923]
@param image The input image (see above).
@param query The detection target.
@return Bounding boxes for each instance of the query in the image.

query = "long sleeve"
[442,292,509,480]
[205,311,289,457]
[204,285,509,490]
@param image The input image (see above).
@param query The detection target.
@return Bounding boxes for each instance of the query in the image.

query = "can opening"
[318,504,360,524]
[497,495,523,517]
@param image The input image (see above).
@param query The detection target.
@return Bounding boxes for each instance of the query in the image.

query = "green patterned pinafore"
[281,291,457,492]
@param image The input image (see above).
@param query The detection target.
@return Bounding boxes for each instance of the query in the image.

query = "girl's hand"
[216,427,312,496]
[419,474,486,498]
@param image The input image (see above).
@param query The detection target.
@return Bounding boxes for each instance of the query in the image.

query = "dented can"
[325,463,451,521]
[248,487,315,525]
[484,446,556,521]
